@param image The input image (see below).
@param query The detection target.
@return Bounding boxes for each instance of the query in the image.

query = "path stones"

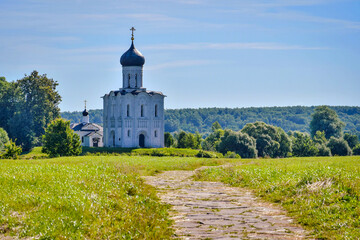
[144,170,309,239]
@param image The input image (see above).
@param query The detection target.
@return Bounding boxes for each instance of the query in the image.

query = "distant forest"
[61,106,360,137]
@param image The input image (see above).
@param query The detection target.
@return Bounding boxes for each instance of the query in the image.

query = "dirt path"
[143,168,309,240]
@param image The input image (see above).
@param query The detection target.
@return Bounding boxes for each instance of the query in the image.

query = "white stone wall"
[103,91,165,148]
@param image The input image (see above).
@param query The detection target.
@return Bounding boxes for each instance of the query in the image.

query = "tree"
[353,144,360,155]
[0,71,61,151]
[202,122,224,151]
[176,131,201,149]
[217,130,257,158]
[42,119,81,157]
[211,121,222,132]
[164,132,174,147]
[327,137,352,156]
[1,139,22,159]
[310,106,344,139]
[344,133,359,149]
[291,132,318,157]
[313,131,327,145]
[0,127,9,152]
[241,121,291,158]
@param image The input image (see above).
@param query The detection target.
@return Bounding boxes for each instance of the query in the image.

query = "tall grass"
[0,155,231,239]
[194,156,360,239]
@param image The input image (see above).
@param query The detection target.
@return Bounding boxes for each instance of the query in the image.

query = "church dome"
[120,41,145,67]
[82,109,89,116]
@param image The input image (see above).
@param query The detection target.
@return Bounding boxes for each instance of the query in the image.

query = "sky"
[1,0,359,112]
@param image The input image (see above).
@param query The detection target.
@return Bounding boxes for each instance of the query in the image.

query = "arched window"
[141,104,144,117]
[127,104,130,117]
[128,74,131,88]
[135,74,137,87]
[155,104,158,117]
[154,130,157,137]
[128,130,131,137]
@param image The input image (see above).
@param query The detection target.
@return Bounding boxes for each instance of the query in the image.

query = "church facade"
[102,29,165,148]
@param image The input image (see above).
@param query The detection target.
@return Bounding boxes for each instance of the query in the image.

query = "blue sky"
[1,0,359,112]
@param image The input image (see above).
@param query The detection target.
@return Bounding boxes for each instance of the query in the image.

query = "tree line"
[61,106,360,138]
[164,106,360,158]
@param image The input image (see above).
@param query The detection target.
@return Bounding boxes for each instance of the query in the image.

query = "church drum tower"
[102,28,165,148]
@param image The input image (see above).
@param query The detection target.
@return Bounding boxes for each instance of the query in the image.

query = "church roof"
[120,41,145,67]
[71,122,103,132]
[103,89,166,98]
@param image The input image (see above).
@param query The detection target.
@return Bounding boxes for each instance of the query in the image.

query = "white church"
[102,28,165,148]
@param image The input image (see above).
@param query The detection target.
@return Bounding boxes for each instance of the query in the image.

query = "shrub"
[224,151,241,158]
[317,144,332,156]
[241,121,291,158]
[344,133,359,149]
[218,130,257,158]
[0,127,9,152]
[291,132,318,157]
[164,132,174,147]
[327,137,352,156]
[1,139,22,159]
[42,118,82,157]
[196,150,218,158]
[353,144,360,155]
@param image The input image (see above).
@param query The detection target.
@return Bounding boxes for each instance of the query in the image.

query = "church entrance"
[139,134,145,148]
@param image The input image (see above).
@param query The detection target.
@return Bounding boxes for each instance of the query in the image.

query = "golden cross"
[84,100,87,109]
[130,27,136,40]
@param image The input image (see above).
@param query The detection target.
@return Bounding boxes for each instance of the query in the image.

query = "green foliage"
[310,106,344,139]
[313,130,327,145]
[291,132,319,157]
[353,144,360,155]
[327,137,352,156]
[164,132,174,147]
[0,127,9,152]
[224,151,241,158]
[344,133,359,149]
[195,156,360,239]
[42,118,82,157]
[241,121,291,158]
[61,106,360,139]
[202,128,224,151]
[196,150,219,158]
[1,139,22,159]
[176,131,201,149]
[316,143,332,157]
[217,129,257,158]
[211,121,222,132]
[0,71,61,150]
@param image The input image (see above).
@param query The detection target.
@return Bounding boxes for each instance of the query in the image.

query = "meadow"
[195,156,360,239]
[0,155,230,239]
[2,153,360,239]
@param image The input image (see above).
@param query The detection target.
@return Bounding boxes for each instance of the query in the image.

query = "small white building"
[102,29,165,148]
[71,109,104,147]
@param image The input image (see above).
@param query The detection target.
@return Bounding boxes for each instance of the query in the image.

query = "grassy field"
[194,156,360,239]
[0,155,231,239]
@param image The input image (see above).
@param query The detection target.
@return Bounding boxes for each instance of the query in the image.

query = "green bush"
[353,144,360,155]
[224,151,241,158]
[1,139,22,159]
[291,132,318,157]
[218,129,257,158]
[0,127,9,152]
[327,137,352,156]
[196,150,218,158]
[42,118,82,157]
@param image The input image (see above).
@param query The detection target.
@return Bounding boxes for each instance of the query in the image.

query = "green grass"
[19,147,48,159]
[0,155,232,239]
[194,156,360,239]
[82,147,223,158]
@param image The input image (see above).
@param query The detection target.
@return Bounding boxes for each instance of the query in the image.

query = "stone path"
[143,168,309,240]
